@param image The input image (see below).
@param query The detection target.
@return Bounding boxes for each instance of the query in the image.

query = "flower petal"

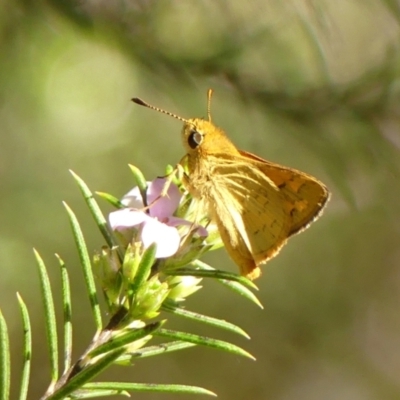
[147,178,181,219]
[141,219,181,258]
[109,208,149,230]
[121,186,146,208]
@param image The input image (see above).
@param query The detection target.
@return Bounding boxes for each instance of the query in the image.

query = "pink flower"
[109,178,206,258]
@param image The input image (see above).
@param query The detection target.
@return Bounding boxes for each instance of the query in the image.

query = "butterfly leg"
[142,165,183,213]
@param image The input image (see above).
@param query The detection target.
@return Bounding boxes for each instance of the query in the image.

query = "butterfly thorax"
[180,118,241,198]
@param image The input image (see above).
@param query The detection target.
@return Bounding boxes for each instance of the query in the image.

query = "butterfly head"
[182,118,237,156]
[132,89,238,157]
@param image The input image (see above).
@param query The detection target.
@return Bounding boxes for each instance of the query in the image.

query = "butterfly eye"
[188,130,203,149]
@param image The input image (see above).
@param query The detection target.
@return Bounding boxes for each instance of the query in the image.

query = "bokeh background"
[1,1,400,399]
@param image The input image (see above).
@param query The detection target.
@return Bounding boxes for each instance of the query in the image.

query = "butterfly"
[132,90,330,279]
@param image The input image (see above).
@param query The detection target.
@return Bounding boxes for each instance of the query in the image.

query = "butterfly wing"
[200,155,292,279]
[239,150,330,235]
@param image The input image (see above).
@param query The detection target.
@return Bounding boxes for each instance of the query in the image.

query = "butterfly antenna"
[131,97,188,123]
[207,88,213,122]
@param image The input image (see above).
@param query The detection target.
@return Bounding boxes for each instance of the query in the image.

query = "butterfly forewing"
[202,155,292,279]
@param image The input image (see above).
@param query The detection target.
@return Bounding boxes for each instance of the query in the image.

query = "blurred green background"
[1,1,400,399]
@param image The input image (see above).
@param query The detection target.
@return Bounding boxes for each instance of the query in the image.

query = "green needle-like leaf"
[69,170,121,254]
[156,329,255,360]
[71,388,130,398]
[83,382,216,396]
[128,164,148,207]
[215,279,263,309]
[89,321,164,358]
[17,293,32,400]
[162,300,250,338]
[34,248,59,384]
[63,202,102,331]
[0,309,10,400]
[165,267,258,290]
[118,340,196,363]
[45,348,126,400]
[56,254,73,373]
[129,243,157,295]
[95,191,124,209]
[192,260,263,308]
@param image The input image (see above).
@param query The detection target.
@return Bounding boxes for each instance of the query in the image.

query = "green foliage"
[0,169,261,399]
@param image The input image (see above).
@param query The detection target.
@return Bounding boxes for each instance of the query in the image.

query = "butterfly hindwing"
[239,150,330,235]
